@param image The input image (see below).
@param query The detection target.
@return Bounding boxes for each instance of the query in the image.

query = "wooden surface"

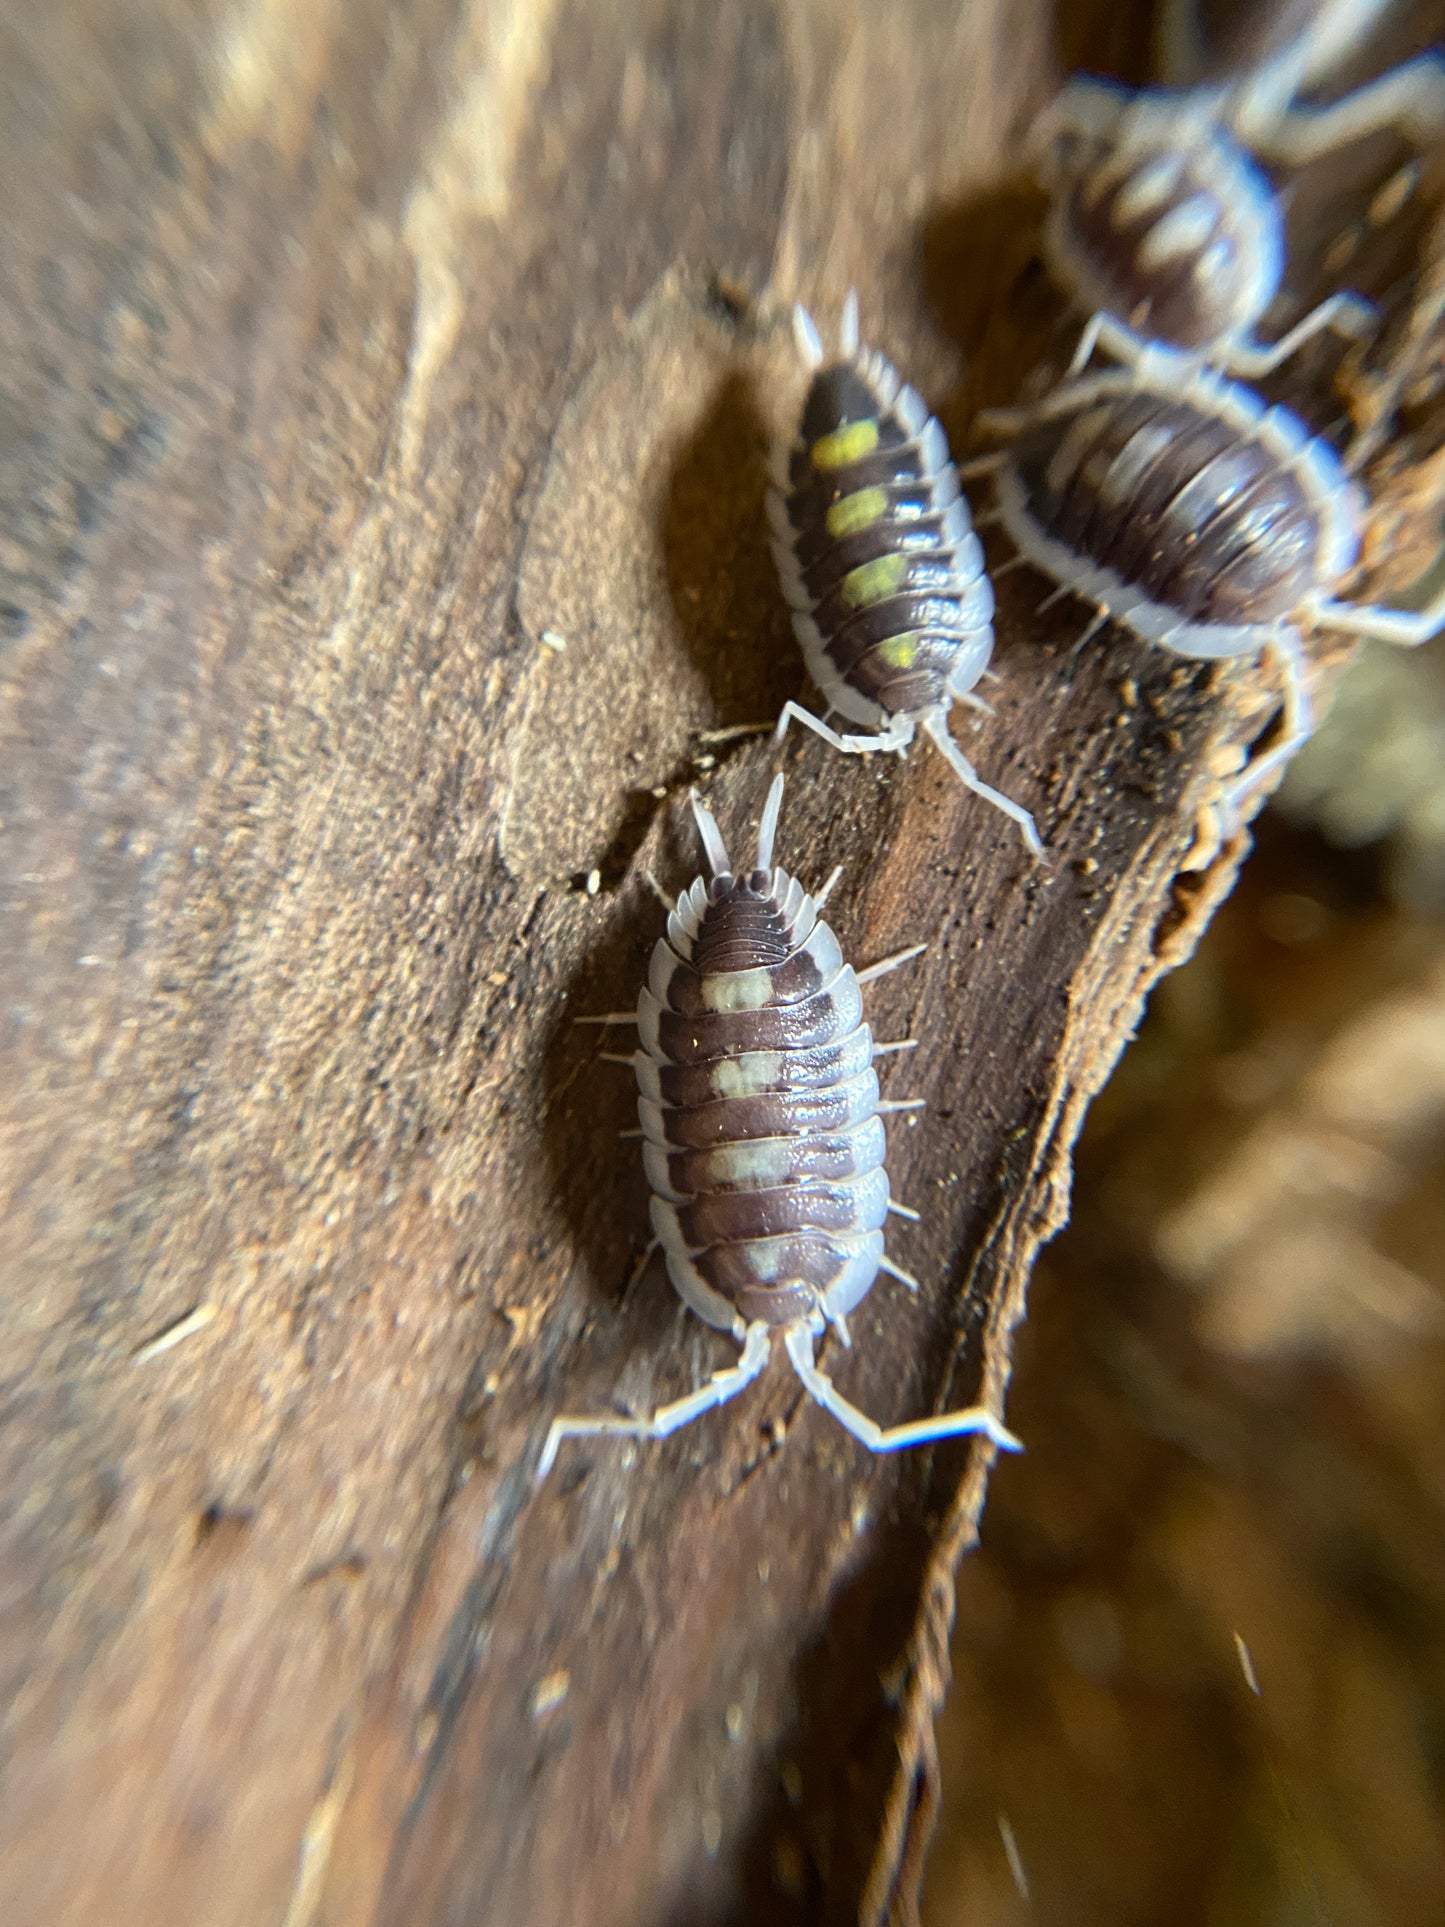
[2,3,1442,1924]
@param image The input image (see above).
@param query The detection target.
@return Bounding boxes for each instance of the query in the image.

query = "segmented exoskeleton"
[1032,1,1445,378]
[965,342,1445,822]
[767,297,1042,859]
[539,776,1019,1479]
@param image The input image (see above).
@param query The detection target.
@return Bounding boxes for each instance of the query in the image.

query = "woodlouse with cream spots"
[1031,81,1373,378]
[1031,11,1445,379]
[538,776,1019,1479]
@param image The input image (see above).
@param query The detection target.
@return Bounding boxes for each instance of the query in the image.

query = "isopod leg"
[1066,311,1150,377]
[537,1322,772,1481]
[1219,628,1315,827]
[772,699,909,758]
[920,708,1044,859]
[624,1236,661,1296]
[855,942,926,985]
[1312,587,1445,648]
[1073,296,1378,380]
[955,452,1007,482]
[783,1323,1022,1454]
[1225,292,1376,376]
[1068,311,1104,376]
[954,688,996,716]
[1071,607,1110,654]
[1253,56,1445,164]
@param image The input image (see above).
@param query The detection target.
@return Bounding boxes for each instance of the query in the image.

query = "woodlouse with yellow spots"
[767,297,1042,859]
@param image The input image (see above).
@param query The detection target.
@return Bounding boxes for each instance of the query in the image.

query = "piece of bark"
[1,3,1441,1925]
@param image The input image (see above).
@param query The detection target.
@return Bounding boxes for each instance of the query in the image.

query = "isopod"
[538,775,1020,1479]
[766,296,1043,859]
[1031,7,1445,378]
[965,341,1445,821]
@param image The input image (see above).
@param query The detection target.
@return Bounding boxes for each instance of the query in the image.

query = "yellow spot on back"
[826,487,889,539]
[811,419,879,471]
[877,632,920,669]
[702,969,773,1012]
[841,553,908,608]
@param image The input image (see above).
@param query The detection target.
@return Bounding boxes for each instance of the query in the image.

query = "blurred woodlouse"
[963,342,1445,823]
[766,295,1043,859]
[538,775,1020,1480]
[1031,3,1445,378]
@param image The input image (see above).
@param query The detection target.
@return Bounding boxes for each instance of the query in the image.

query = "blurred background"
[922,3,1445,1917]
[925,643,1445,1923]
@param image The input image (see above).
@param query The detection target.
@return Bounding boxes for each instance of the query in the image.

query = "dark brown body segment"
[642,872,887,1332]
[1059,140,1273,351]
[1011,391,1323,625]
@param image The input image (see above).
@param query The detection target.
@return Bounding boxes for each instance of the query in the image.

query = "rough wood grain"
[2,3,1441,1925]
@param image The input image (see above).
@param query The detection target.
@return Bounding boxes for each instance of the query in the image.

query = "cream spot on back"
[1094,420,1175,505]
[1193,237,1235,283]
[712,1052,784,1097]
[1138,194,1220,272]
[1112,153,1185,225]
[702,968,773,1012]
[707,1138,795,1186]
[1044,405,1117,500]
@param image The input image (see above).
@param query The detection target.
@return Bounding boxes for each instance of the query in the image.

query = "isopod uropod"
[538,775,1020,1480]
[965,342,1445,821]
[1031,7,1445,378]
[766,296,1043,860]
